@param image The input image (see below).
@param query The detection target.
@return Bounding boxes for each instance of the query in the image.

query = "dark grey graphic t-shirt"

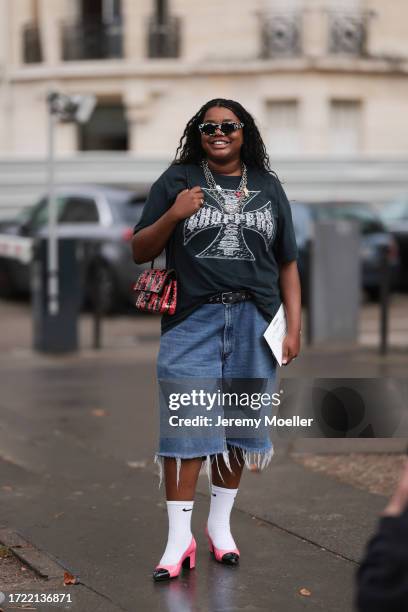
[133,162,298,334]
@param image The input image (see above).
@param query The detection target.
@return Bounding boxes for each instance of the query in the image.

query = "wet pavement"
[0,299,407,611]
[0,358,358,612]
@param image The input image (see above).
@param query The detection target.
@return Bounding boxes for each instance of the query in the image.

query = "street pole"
[379,244,389,355]
[33,90,96,353]
[45,90,95,320]
[47,102,59,316]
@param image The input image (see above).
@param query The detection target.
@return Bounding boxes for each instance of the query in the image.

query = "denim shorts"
[155,300,278,485]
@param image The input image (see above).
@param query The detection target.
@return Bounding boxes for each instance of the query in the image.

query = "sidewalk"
[0,351,402,612]
[0,299,407,611]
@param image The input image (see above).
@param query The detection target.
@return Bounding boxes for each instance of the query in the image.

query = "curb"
[0,528,75,581]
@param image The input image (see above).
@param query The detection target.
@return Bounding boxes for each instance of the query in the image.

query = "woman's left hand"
[282,333,301,365]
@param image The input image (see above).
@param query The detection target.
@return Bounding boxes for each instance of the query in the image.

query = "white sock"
[159,500,194,566]
[207,485,238,550]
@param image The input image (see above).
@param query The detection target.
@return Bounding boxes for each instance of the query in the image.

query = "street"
[0,296,407,611]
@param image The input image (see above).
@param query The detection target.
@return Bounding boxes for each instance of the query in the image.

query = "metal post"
[93,253,103,350]
[47,105,59,316]
[305,244,312,345]
[379,244,390,355]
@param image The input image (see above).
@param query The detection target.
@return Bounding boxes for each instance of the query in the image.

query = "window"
[260,0,302,58]
[59,197,99,223]
[27,197,67,232]
[147,0,181,58]
[116,198,146,224]
[318,204,384,234]
[266,100,300,156]
[62,0,123,61]
[22,0,42,63]
[376,200,408,224]
[328,0,367,56]
[329,100,362,154]
[81,0,121,24]
[291,203,312,246]
[79,102,128,150]
[102,0,121,23]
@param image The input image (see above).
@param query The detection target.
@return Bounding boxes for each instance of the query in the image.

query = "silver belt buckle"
[221,291,234,304]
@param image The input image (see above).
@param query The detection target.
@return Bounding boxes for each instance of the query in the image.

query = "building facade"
[0,0,408,160]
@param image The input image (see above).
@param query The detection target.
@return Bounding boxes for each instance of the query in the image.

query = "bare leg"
[211,447,245,488]
[164,457,204,501]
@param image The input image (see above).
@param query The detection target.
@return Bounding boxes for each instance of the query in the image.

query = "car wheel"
[87,262,120,315]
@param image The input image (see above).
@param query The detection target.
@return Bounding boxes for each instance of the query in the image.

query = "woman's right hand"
[169,186,205,222]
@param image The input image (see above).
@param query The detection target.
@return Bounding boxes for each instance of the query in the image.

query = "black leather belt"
[207,290,253,305]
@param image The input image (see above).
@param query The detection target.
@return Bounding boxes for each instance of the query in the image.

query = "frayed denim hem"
[153,450,232,491]
[154,443,274,490]
[228,443,275,471]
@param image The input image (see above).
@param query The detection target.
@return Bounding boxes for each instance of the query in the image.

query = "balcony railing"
[329,11,369,56]
[22,23,43,63]
[259,12,302,59]
[61,21,123,61]
[259,9,371,60]
[147,16,181,58]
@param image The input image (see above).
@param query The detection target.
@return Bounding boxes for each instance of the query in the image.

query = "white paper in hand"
[263,304,287,366]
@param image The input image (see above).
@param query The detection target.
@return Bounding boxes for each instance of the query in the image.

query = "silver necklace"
[201,159,249,202]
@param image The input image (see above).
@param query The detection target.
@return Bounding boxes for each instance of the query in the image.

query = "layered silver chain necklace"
[201,159,249,209]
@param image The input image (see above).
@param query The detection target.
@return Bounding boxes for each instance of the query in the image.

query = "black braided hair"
[170,98,278,177]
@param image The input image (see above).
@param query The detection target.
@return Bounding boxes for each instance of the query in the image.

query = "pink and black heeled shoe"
[153,537,197,582]
[205,526,240,566]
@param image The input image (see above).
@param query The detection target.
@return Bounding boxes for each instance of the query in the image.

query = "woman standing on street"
[131,98,301,581]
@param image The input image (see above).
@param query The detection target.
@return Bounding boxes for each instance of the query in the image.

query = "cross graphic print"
[183,187,276,260]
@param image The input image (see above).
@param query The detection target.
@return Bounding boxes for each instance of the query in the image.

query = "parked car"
[0,185,159,313]
[370,198,408,291]
[290,201,400,302]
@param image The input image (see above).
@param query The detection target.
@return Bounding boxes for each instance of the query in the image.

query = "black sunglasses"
[198,121,244,136]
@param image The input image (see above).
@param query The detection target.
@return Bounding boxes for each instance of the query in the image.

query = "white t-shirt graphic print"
[183,186,275,261]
